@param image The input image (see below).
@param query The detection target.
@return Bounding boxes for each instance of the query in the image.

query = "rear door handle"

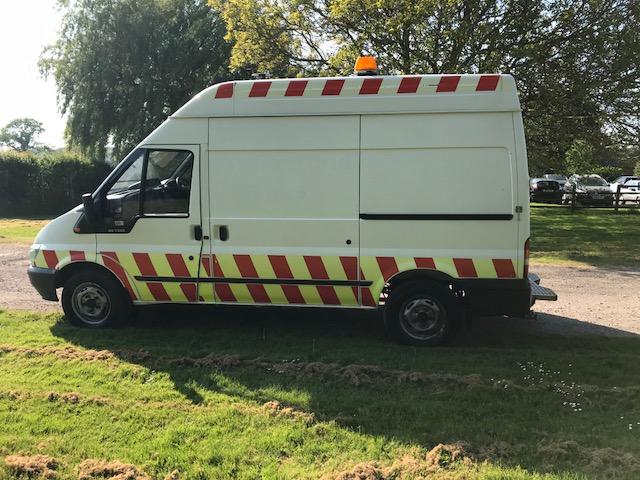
[219,225,229,241]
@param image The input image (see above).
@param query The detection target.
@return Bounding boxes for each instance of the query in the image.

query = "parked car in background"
[542,173,568,188]
[619,179,640,205]
[562,174,614,206]
[609,175,639,193]
[530,178,562,203]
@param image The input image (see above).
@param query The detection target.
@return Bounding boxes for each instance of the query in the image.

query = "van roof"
[172,74,520,118]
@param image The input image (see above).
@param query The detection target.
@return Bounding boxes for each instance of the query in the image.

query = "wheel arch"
[381,268,462,306]
[55,261,134,301]
[386,268,457,289]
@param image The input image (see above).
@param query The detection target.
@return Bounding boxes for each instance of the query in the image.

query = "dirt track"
[1,243,638,336]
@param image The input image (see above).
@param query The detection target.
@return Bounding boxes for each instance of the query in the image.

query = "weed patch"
[4,455,58,479]
[332,443,472,480]
[77,460,151,480]
[263,400,315,424]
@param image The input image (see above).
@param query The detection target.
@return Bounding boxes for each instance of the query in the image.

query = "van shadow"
[50,304,639,475]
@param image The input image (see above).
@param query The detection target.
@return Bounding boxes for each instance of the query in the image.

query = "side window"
[103,149,194,231]
[143,150,193,215]
[108,150,144,193]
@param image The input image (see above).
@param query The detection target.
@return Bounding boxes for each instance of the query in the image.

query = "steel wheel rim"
[399,296,446,340]
[71,282,111,324]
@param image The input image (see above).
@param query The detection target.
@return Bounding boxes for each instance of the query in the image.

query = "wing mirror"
[82,193,97,226]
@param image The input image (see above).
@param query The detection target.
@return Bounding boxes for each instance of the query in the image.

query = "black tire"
[61,269,130,328]
[384,280,461,346]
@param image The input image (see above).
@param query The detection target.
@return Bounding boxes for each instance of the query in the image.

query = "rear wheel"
[61,269,130,328]
[384,281,461,346]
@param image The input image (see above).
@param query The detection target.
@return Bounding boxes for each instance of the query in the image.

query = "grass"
[1,308,639,479]
[530,206,640,266]
[0,218,50,244]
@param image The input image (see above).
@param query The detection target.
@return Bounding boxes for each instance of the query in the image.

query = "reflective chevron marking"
[213,75,502,100]
[37,250,519,306]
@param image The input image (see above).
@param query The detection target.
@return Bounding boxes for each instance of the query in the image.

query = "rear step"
[529,273,557,302]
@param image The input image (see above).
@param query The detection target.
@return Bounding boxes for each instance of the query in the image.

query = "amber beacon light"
[354,56,378,76]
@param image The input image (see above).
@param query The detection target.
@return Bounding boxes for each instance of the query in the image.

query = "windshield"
[545,174,567,181]
[623,180,639,187]
[578,176,608,186]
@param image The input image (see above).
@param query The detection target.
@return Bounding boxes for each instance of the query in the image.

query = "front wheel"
[384,281,461,346]
[62,269,130,328]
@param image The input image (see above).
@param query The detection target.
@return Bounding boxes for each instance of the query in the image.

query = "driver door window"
[143,150,193,215]
[104,148,194,231]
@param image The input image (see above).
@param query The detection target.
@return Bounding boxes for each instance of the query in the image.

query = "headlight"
[29,245,41,267]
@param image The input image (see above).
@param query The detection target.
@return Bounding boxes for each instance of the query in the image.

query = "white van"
[28,65,556,345]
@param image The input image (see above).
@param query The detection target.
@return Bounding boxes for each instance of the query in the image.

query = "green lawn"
[530,206,640,266]
[0,218,50,244]
[1,309,639,479]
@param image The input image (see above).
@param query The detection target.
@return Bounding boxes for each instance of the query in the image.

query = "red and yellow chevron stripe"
[204,254,360,306]
[359,256,517,307]
[33,249,519,307]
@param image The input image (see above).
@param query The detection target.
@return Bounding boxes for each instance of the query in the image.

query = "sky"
[0,0,65,148]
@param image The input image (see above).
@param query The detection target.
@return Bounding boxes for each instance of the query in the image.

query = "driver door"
[96,145,205,303]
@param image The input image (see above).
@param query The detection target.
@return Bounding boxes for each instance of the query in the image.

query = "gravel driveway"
[2,243,638,336]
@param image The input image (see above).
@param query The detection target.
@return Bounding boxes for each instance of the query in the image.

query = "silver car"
[562,174,614,206]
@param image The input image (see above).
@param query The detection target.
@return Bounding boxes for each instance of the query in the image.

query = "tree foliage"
[0,118,45,151]
[0,150,112,216]
[564,139,597,175]
[210,0,640,174]
[41,0,232,160]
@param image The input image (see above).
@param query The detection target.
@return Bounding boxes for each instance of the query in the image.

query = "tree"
[41,0,232,160]
[564,140,597,175]
[210,0,640,173]
[634,161,640,177]
[0,118,45,151]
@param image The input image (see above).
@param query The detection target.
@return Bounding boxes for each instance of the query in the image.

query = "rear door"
[96,145,204,303]
[205,116,361,306]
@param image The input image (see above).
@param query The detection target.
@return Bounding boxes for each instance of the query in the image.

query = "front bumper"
[564,193,613,205]
[27,266,58,301]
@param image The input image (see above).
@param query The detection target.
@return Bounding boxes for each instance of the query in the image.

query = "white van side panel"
[362,146,512,214]
[359,112,520,301]
[209,116,358,220]
[360,113,514,214]
[206,116,361,306]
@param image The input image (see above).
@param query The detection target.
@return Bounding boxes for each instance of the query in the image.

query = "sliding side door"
[205,116,362,306]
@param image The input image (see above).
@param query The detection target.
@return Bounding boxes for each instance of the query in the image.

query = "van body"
[28,73,556,345]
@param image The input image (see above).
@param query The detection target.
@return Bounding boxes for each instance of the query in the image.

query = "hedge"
[0,151,113,217]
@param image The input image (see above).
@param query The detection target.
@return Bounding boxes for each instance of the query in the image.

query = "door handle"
[219,225,229,241]
[193,225,202,241]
